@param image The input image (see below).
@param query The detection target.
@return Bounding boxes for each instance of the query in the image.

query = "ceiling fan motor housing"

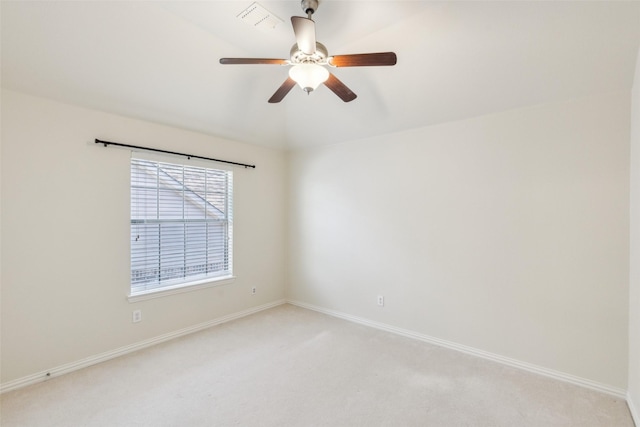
[301,0,318,16]
[290,42,328,64]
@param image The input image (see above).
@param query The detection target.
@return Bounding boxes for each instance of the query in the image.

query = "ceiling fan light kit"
[220,0,397,103]
[289,63,329,93]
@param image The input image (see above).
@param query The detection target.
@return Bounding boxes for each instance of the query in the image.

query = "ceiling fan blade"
[291,16,316,55]
[268,77,297,103]
[323,73,357,102]
[220,58,288,65]
[328,52,397,67]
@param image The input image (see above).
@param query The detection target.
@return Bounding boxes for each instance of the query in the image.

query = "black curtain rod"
[95,139,256,169]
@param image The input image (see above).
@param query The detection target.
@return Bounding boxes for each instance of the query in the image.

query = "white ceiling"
[2,1,640,150]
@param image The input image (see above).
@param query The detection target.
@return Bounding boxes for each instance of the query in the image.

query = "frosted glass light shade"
[289,64,329,93]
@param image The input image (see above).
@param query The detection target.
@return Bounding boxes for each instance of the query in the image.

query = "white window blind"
[130,157,233,295]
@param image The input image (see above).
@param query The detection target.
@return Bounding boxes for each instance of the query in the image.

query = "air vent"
[237,2,283,31]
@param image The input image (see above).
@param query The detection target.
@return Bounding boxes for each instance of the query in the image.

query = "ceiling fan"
[219,0,397,103]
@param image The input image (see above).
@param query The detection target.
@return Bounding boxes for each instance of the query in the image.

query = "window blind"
[130,158,233,294]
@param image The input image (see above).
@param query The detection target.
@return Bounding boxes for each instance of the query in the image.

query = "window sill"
[128,276,236,303]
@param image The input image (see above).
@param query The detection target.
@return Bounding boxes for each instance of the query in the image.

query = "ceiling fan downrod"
[301,0,318,18]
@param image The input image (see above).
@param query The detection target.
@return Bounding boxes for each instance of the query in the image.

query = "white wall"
[288,91,630,389]
[0,90,287,384]
[629,45,640,419]
[1,85,634,396]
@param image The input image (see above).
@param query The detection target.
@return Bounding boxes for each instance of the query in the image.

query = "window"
[130,156,233,296]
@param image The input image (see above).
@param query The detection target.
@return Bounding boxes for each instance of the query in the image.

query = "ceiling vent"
[237,2,283,31]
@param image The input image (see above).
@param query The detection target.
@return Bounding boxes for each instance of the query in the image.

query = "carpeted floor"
[0,304,634,426]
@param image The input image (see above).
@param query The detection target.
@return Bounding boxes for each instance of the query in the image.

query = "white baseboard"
[1,300,286,394]
[628,392,639,426]
[287,299,627,399]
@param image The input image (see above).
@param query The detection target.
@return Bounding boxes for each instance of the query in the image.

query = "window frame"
[128,152,235,301]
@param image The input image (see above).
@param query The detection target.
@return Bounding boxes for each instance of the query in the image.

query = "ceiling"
[2,1,640,150]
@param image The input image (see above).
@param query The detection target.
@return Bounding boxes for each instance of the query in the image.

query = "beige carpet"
[0,304,634,426]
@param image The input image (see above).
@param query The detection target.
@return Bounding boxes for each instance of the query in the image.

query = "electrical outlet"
[132,309,142,323]
[377,295,384,307]
[251,287,256,295]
